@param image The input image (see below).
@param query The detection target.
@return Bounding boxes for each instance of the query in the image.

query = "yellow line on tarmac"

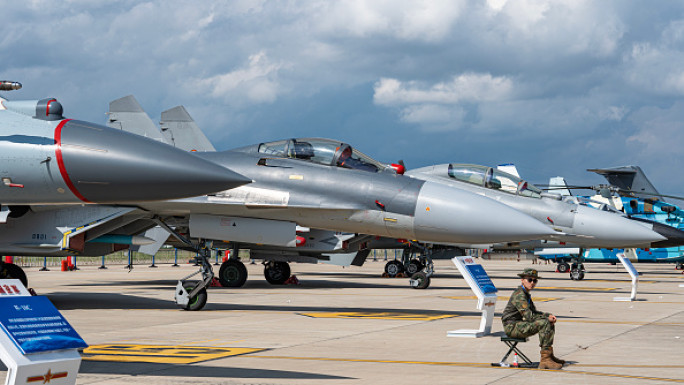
[251,356,684,382]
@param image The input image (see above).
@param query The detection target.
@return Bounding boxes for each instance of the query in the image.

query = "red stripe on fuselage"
[54,119,90,203]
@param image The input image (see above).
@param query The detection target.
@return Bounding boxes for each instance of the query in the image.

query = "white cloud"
[195,52,285,104]
[373,73,514,106]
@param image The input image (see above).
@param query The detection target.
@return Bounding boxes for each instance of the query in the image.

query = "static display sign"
[0,296,88,354]
[464,263,498,294]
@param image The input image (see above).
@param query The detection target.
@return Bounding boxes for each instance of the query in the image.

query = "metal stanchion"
[72,256,79,270]
[214,249,220,266]
[373,249,377,262]
[384,249,388,261]
[149,251,157,268]
[39,257,49,271]
[125,250,133,270]
[99,255,107,269]
[172,248,179,267]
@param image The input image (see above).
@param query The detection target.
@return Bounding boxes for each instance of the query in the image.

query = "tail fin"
[588,166,662,201]
[107,95,168,143]
[497,163,520,177]
[160,106,216,152]
[548,176,572,196]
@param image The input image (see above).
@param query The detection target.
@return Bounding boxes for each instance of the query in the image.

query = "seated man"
[501,268,564,369]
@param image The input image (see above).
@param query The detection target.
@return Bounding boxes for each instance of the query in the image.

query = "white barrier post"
[0,279,87,385]
[447,256,498,338]
[614,253,639,301]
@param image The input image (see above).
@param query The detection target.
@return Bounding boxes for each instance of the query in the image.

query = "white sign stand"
[0,279,83,385]
[614,253,639,301]
[447,257,497,338]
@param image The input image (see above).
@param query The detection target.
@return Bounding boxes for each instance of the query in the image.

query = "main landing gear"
[384,246,434,289]
[216,258,293,287]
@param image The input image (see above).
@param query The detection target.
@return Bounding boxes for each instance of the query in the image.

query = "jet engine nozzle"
[56,119,251,203]
[413,182,556,244]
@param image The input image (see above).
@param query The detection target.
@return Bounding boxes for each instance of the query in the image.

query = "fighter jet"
[0,82,249,205]
[0,83,251,286]
[406,164,666,249]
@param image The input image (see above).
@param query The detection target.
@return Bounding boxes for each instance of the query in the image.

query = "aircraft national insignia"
[27,368,68,383]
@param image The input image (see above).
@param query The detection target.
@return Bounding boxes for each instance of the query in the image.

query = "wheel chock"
[284,275,300,285]
[209,277,222,287]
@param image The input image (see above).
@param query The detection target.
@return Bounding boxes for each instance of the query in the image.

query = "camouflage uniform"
[501,285,555,348]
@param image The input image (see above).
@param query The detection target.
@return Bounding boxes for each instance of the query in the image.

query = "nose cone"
[57,120,251,203]
[629,218,684,248]
[571,205,666,248]
[413,182,555,244]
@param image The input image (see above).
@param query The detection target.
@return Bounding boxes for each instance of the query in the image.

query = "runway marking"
[535,286,617,291]
[444,295,560,302]
[298,312,457,321]
[82,344,265,364]
[252,356,684,382]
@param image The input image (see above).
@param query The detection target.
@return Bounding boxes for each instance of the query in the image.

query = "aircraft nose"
[413,182,555,244]
[628,218,684,248]
[56,120,251,203]
[572,205,666,248]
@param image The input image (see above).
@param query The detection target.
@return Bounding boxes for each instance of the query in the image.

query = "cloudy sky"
[3,1,684,195]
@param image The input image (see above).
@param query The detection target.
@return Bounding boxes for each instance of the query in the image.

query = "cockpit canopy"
[257,138,387,173]
[447,164,543,198]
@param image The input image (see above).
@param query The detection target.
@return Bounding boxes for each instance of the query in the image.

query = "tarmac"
[1,258,683,384]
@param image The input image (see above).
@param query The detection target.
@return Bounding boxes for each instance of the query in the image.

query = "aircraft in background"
[537,166,684,275]
[0,83,251,286]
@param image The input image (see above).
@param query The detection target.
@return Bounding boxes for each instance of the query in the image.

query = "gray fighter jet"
[0,84,250,286]
[0,83,249,205]
[406,164,666,248]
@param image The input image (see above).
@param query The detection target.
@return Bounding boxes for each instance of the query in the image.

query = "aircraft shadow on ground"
[46,291,590,321]
[77,360,351,380]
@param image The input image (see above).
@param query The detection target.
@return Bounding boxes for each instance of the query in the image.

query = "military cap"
[517,268,541,279]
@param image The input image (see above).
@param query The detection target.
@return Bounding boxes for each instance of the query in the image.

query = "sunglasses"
[525,278,538,284]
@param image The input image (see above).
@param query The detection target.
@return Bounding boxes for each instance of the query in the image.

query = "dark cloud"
[2,0,684,195]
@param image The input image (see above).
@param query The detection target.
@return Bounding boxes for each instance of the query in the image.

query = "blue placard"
[464,264,498,294]
[0,296,88,354]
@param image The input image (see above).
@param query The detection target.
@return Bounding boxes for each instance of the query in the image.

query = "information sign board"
[464,263,497,294]
[0,296,88,354]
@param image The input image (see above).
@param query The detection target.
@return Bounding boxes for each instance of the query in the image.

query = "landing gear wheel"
[410,271,431,289]
[405,259,424,275]
[384,260,404,277]
[676,263,683,270]
[0,263,28,287]
[570,268,585,281]
[557,262,570,273]
[264,261,291,285]
[181,282,207,311]
[218,260,248,287]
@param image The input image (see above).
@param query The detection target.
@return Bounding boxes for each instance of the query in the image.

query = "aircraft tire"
[384,260,404,277]
[557,262,570,273]
[264,261,291,285]
[410,272,430,289]
[218,260,248,287]
[181,282,207,311]
[0,263,28,288]
[569,269,585,281]
[405,259,424,275]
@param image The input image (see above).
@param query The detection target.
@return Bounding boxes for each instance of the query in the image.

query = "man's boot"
[539,348,562,370]
[548,347,565,365]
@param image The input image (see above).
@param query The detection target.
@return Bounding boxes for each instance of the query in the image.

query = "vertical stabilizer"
[588,166,662,201]
[107,95,168,143]
[160,106,216,152]
[548,176,572,196]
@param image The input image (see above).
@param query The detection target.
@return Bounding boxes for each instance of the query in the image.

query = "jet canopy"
[447,164,543,198]
[257,138,387,173]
